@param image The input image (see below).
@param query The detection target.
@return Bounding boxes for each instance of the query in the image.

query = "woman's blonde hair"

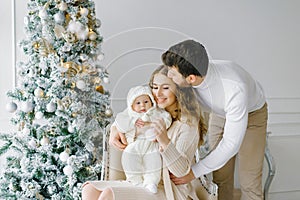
[149,65,207,145]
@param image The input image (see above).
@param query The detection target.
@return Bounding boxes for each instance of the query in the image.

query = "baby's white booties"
[145,183,158,194]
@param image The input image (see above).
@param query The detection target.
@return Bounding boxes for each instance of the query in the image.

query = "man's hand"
[170,169,196,185]
[109,125,127,150]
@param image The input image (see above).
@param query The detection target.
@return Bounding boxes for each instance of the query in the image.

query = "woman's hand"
[151,118,170,149]
[109,125,127,150]
[170,169,196,185]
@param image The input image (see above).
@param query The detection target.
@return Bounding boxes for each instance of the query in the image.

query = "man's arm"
[170,169,196,185]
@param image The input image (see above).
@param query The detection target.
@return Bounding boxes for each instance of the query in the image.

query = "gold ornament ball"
[105,108,113,117]
[95,85,104,94]
[88,31,97,41]
[33,42,40,50]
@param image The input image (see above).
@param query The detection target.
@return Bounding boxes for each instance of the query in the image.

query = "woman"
[82,65,207,200]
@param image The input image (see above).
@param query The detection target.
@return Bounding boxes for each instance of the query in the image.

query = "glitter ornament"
[34,88,44,98]
[46,102,57,112]
[6,102,17,113]
[63,165,73,176]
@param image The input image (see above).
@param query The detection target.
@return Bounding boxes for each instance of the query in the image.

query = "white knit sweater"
[192,60,266,177]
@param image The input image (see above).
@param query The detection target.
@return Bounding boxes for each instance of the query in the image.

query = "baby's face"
[132,95,153,113]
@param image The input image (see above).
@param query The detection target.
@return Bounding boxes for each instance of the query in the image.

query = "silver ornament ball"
[6,102,17,113]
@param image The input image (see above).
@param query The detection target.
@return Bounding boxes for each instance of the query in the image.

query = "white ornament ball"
[6,102,17,113]
[59,151,70,162]
[29,139,37,148]
[58,2,68,11]
[23,127,30,135]
[80,7,89,17]
[40,136,50,146]
[68,21,82,33]
[68,125,75,133]
[35,111,44,120]
[54,12,65,24]
[76,80,86,90]
[76,28,89,40]
[21,101,34,112]
[103,77,110,84]
[39,9,48,20]
[63,165,73,176]
[34,88,44,98]
[46,102,57,112]
[97,53,104,61]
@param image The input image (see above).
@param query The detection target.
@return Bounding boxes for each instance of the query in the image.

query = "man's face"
[167,66,191,87]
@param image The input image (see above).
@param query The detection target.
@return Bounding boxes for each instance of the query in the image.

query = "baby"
[114,85,172,193]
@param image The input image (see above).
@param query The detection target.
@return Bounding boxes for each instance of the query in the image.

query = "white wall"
[1,0,299,199]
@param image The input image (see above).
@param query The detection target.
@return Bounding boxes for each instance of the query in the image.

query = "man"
[162,39,268,200]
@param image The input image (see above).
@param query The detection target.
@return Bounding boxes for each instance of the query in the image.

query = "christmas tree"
[0,0,112,199]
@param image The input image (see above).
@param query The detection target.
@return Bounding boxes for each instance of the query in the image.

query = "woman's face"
[151,73,177,109]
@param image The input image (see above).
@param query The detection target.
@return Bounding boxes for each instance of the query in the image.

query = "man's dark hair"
[161,39,209,77]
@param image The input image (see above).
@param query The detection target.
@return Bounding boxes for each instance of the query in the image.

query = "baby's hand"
[135,118,145,128]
